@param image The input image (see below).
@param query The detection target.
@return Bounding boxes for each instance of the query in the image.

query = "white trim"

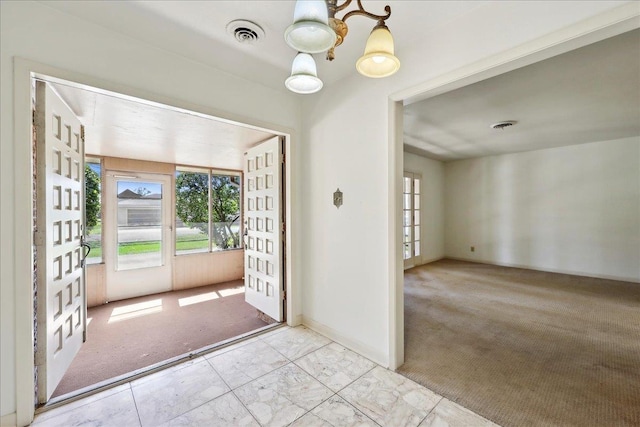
[445,257,640,284]
[14,57,36,427]
[0,413,17,427]
[388,99,404,370]
[302,316,388,367]
[387,3,640,373]
[13,58,297,425]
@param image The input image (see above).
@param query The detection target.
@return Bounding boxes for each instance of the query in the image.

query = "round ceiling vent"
[226,20,265,44]
[490,121,517,130]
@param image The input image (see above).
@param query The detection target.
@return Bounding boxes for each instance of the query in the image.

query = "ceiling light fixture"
[284,0,400,94]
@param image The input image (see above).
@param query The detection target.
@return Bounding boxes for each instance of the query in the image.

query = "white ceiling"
[41,0,486,168]
[41,1,487,91]
[41,2,639,167]
[404,29,640,161]
[51,82,275,170]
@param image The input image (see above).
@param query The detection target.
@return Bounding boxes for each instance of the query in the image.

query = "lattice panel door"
[35,81,86,402]
[243,136,283,322]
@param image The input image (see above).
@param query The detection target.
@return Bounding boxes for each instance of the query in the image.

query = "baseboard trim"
[289,313,303,327]
[444,256,640,283]
[404,256,444,271]
[302,316,388,367]
[1,412,17,427]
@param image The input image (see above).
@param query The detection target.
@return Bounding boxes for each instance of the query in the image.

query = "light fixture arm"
[335,1,391,24]
[325,0,392,61]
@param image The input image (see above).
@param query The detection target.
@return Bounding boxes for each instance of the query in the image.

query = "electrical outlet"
[470,246,475,252]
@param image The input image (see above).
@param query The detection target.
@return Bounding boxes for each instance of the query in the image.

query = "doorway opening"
[32,75,291,405]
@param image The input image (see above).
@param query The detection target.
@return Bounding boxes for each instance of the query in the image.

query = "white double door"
[243,136,284,322]
[35,81,87,402]
[105,172,173,301]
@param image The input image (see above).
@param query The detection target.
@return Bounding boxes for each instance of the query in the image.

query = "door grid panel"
[35,81,86,402]
[244,137,283,322]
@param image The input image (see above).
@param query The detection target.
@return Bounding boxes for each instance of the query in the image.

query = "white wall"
[0,2,301,422]
[404,152,445,264]
[299,1,630,366]
[444,137,640,282]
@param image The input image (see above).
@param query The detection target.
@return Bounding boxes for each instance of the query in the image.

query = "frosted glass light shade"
[356,24,400,78]
[285,0,336,53]
[285,53,323,94]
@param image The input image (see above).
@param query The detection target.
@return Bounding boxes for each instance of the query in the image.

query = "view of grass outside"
[84,162,241,262]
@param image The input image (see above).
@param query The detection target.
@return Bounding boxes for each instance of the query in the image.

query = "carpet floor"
[52,280,268,398]
[399,259,640,427]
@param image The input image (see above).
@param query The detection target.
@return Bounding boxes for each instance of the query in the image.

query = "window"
[175,168,210,254]
[85,157,102,264]
[175,167,241,255]
[403,172,421,264]
[211,173,241,251]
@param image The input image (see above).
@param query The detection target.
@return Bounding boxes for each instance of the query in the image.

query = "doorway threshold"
[36,322,284,414]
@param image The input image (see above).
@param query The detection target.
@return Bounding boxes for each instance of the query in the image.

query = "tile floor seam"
[207,340,295,390]
[162,390,239,426]
[419,395,445,426]
[203,356,235,391]
[128,382,145,427]
[259,336,296,361]
[339,394,383,427]
[289,339,333,362]
[229,388,262,427]
[233,361,336,426]
[335,364,378,395]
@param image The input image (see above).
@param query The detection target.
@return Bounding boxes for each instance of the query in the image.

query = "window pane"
[404,194,411,210]
[414,226,420,241]
[414,194,420,210]
[116,181,163,270]
[175,170,209,255]
[403,210,411,226]
[85,159,102,264]
[414,178,420,194]
[414,210,420,226]
[403,226,411,243]
[415,241,421,257]
[211,174,241,251]
[404,177,411,193]
[404,243,411,260]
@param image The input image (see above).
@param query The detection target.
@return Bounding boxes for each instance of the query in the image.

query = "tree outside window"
[175,168,241,254]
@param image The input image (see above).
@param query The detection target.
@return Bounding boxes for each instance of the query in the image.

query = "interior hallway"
[35,326,498,427]
[52,280,268,397]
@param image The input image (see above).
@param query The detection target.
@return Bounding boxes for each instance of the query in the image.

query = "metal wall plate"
[333,188,343,208]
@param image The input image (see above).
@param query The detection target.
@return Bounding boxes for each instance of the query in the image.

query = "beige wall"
[173,250,244,291]
[444,137,640,282]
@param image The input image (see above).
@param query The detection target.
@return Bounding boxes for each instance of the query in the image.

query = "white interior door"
[35,81,87,402]
[243,136,284,322]
[105,172,173,301]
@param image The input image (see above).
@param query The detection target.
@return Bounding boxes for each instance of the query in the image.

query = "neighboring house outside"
[117,189,162,227]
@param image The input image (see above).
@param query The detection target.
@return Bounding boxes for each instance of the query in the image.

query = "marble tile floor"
[32,326,499,427]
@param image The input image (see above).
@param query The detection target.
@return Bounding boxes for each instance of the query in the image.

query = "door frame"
[13,58,298,425]
[386,6,640,370]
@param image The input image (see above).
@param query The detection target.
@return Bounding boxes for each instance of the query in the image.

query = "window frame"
[175,165,243,256]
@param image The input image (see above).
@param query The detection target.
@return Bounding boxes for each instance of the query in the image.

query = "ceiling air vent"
[490,121,517,130]
[226,20,265,45]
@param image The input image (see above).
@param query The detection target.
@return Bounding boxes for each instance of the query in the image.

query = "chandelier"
[284,0,400,94]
